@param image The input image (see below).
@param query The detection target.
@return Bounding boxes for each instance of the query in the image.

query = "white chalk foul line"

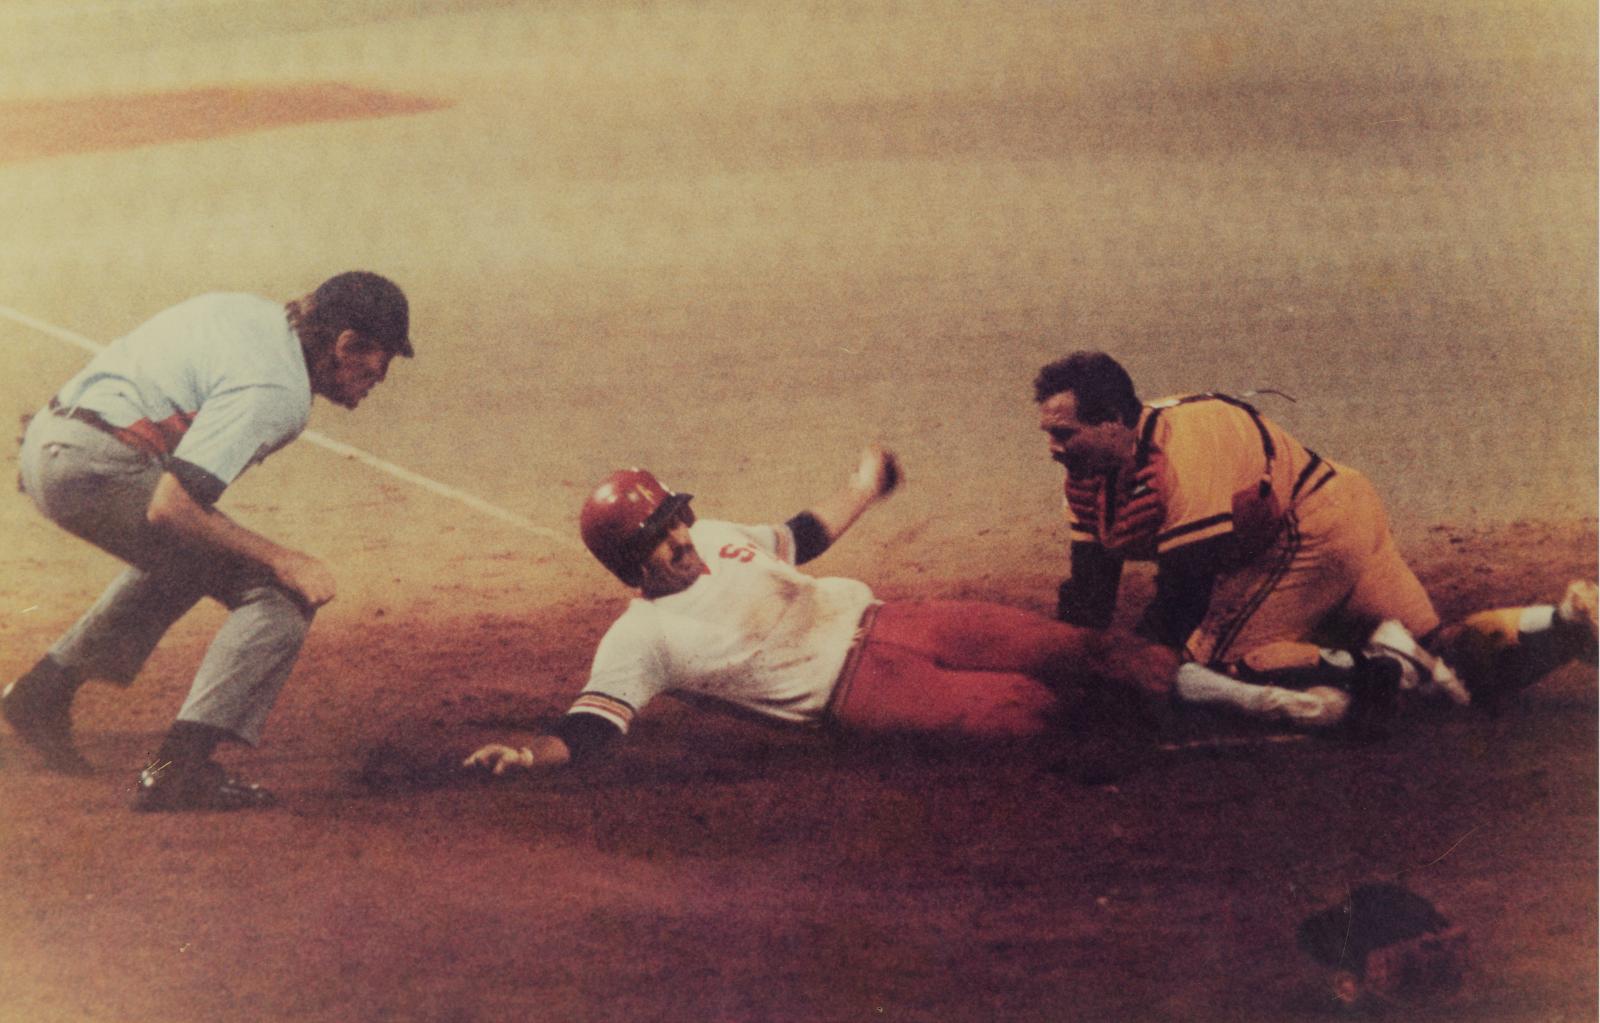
[1156,732,1311,753]
[0,302,580,550]
[298,430,577,547]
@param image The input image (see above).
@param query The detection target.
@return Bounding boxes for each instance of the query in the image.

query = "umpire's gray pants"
[17,410,313,745]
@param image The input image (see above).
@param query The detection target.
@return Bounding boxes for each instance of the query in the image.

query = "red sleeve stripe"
[120,413,198,454]
[569,693,635,733]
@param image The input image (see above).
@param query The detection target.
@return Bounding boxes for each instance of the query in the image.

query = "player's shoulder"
[196,295,304,376]
[689,518,749,545]
[692,517,787,559]
[604,596,666,641]
[156,293,286,347]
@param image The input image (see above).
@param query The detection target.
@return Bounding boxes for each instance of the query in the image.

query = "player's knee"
[1079,632,1179,695]
[981,688,1057,739]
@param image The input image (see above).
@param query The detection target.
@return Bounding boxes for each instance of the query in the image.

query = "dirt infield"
[0,1,1594,1020]
[0,512,1594,1022]
[0,85,446,165]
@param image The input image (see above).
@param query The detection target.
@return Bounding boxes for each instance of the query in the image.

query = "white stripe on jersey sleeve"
[568,693,635,733]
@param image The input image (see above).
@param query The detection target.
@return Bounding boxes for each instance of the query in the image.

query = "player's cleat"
[1257,685,1350,729]
[1,669,92,775]
[1366,620,1470,706]
[1556,580,1598,655]
[131,760,276,813]
[1436,581,1599,709]
[1558,580,1598,630]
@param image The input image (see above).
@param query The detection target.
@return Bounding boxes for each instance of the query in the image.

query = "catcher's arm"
[1058,541,1123,627]
[1057,463,1164,627]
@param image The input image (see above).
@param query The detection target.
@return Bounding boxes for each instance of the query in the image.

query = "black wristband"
[550,712,622,765]
[166,457,227,507]
[786,511,833,565]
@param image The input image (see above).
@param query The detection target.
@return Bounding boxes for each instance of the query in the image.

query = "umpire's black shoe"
[132,761,277,813]
[2,668,92,775]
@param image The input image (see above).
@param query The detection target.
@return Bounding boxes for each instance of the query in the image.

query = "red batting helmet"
[579,469,696,585]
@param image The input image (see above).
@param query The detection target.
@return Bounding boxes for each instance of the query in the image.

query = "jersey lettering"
[719,543,758,563]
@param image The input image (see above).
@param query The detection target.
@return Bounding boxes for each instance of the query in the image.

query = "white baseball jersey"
[569,519,878,731]
[54,293,312,495]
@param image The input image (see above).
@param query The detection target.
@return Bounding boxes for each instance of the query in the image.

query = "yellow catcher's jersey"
[1065,394,1335,557]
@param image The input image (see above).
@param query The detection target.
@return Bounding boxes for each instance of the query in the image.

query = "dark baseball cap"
[313,271,414,358]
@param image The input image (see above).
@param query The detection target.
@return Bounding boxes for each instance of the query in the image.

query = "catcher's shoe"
[1366,620,1470,706]
[1,669,92,775]
[1257,685,1350,729]
[132,760,276,813]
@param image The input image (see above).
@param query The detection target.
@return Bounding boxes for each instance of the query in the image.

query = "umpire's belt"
[47,397,166,458]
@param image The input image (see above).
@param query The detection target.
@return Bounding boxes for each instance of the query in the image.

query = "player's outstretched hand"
[463,743,535,775]
[463,737,573,775]
[852,444,902,501]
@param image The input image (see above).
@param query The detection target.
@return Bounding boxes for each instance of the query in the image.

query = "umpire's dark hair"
[1032,352,1141,427]
[287,271,414,359]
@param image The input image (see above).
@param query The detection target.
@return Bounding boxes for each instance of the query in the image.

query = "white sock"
[1175,662,1274,713]
[1525,604,1557,633]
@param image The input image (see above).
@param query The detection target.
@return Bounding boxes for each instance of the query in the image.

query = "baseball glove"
[1298,883,1469,1008]
[1067,465,1162,556]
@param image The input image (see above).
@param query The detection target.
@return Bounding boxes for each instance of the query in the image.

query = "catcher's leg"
[1431,581,1599,708]
[1176,639,1424,738]
[1175,657,1352,731]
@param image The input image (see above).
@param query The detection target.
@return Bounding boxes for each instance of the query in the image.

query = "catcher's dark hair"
[286,271,413,359]
[1033,351,1141,427]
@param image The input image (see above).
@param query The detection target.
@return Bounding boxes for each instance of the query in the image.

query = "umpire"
[4,272,412,811]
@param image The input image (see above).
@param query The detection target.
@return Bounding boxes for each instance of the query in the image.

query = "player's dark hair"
[1033,352,1141,426]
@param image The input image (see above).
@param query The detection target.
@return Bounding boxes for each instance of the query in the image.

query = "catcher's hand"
[463,744,536,775]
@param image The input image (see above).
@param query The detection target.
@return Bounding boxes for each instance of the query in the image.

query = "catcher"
[1034,351,1597,733]
[465,446,1177,776]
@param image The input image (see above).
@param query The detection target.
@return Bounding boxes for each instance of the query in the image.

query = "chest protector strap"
[1137,393,1283,563]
